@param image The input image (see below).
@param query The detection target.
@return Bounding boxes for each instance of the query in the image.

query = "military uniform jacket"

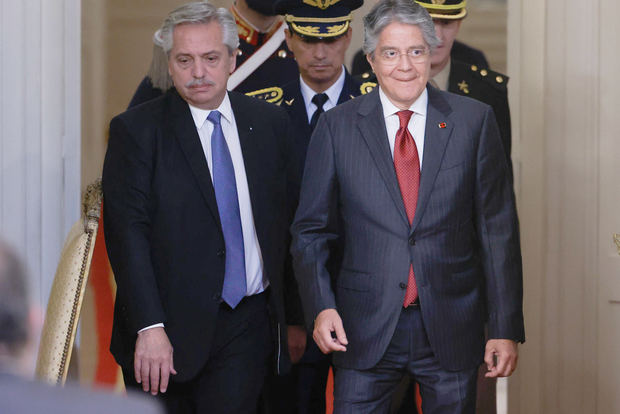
[448,59,512,168]
[231,7,299,94]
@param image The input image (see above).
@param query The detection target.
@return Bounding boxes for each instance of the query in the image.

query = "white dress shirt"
[139,93,266,333]
[299,66,346,123]
[379,86,428,168]
[190,93,266,296]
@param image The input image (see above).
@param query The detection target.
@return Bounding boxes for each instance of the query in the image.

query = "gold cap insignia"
[303,0,342,10]
[431,0,447,5]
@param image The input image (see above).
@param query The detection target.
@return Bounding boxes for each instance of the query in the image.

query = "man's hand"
[484,339,518,378]
[134,327,177,395]
[313,309,348,354]
[287,325,307,364]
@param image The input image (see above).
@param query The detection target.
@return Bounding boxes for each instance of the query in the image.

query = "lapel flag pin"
[438,122,447,128]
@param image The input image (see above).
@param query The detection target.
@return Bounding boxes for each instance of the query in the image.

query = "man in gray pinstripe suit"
[290,1,524,412]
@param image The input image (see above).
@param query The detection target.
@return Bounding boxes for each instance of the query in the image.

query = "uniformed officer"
[257,1,364,413]
[128,0,299,108]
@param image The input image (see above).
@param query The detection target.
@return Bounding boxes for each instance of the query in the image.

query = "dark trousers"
[333,306,478,414]
[124,292,272,414]
[262,337,331,414]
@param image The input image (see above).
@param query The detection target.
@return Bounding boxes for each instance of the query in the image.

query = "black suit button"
[217,249,225,257]
[408,237,415,246]
[399,282,407,290]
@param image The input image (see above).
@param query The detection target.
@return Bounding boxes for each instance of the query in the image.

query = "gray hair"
[363,0,440,58]
[154,2,239,56]
[0,240,29,355]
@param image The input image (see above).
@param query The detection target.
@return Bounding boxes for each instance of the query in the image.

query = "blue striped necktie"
[207,110,246,308]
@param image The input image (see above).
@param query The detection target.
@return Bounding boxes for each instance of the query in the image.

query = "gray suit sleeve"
[474,107,525,343]
[290,116,339,330]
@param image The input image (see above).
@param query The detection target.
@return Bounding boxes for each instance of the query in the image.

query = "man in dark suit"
[257,2,363,412]
[291,0,524,412]
[0,240,163,414]
[103,3,300,413]
[129,0,299,108]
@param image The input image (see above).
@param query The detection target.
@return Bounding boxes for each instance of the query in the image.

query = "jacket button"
[399,282,407,290]
[408,237,415,246]
[217,249,225,257]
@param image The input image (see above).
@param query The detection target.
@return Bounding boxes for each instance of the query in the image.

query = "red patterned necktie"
[394,110,420,307]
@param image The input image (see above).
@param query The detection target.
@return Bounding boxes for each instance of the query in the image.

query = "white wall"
[507,0,620,412]
[0,0,81,310]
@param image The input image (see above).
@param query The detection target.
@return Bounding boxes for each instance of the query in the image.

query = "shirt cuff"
[138,323,164,334]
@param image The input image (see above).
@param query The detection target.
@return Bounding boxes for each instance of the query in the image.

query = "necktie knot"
[207,110,222,126]
[312,93,329,110]
[397,110,413,129]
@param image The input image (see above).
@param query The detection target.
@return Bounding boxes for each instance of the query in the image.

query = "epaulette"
[245,86,284,104]
[360,81,377,95]
[467,65,509,92]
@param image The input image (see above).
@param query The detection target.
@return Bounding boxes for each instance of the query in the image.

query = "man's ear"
[230,49,238,74]
[366,53,375,72]
[284,28,294,51]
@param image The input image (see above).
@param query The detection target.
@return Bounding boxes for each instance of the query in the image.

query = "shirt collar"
[188,92,234,130]
[299,66,346,108]
[432,58,451,91]
[378,86,428,119]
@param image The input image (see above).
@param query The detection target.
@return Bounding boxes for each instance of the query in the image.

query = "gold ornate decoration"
[458,80,470,94]
[245,87,284,104]
[303,0,342,10]
[614,233,620,256]
[415,0,467,19]
[36,179,102,385]
[285,98,295,106]
[360,81,377,95]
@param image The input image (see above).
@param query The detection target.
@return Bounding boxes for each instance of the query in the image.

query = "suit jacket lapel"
[357,90,409,226]
[167,90,222,228]
[411,86,454,233]
[338,70,361,103]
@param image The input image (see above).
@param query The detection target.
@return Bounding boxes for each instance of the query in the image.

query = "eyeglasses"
[378,48,430,64]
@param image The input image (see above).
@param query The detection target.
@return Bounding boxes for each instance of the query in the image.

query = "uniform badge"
[360,82,377,95]
[285,98,295,106]
[431,0,447,4]
[303,0,342,10]
[458,80,470,94]
[245,87,284,104]
[438,122,447,129]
